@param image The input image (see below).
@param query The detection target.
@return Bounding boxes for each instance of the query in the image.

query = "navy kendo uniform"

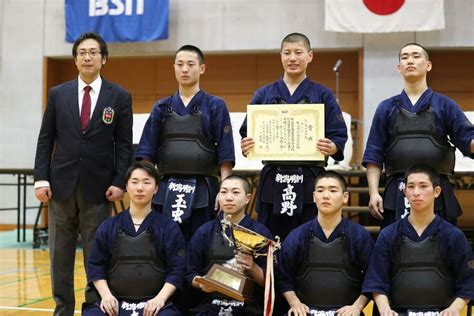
[83,210,186,315]
[136,91,235,241]
[278,218,374,313]
[239,78,348,240]
[363,216,474,314]
[185,213,273,315]
[363,89,474,226]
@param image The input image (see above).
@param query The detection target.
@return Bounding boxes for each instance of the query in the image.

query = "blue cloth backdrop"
[66,0,169,43]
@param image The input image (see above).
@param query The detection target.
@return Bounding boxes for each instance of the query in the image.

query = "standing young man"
[136,45,235,242]
[185,175,273,315]
[363,43,474,227]
[363,164,474,315]
[279,171,373,316]
[34,32,133,315]
[240,33,348,240]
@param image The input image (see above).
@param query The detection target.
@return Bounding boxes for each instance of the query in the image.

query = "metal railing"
[0,169,36,242]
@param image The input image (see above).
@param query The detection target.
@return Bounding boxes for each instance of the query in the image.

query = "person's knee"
[81,302,104,316]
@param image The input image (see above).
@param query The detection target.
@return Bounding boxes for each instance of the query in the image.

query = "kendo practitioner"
[186,175,273,315]
[135,45,235,242]
[278,171,374,316]
[83,161,186,316]
[363,43,474,228]
[363,164,474,316]
[240,33,348,241]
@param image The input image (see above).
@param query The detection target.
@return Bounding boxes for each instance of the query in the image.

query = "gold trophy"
[195,215,281,302]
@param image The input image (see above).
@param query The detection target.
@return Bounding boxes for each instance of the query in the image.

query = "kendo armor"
[156,106,218,177]
[385,105,455,176]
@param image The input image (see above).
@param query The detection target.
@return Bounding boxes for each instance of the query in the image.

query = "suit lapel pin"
[102,107,114,124]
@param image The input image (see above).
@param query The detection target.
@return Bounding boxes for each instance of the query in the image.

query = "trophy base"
[195,264,255,302]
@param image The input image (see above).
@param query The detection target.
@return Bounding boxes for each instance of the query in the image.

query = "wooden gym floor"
[0,244,471,315]
[0,248,85,315]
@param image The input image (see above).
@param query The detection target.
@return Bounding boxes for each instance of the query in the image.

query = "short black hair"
[314,171,347,192]
[175,45,205,65]
[281,33,311,51]
[404,164,440,187]
[220,175,252,194]
[125,161,160,185]
[72,32,109,59]
[399,42,429,60]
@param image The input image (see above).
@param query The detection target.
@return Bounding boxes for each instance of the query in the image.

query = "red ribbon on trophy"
[264,240,277,316]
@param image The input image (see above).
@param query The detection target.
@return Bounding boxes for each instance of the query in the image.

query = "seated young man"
[83,161,186,316]
[278,171,374,316]
[185,175,274,315]
[363,164,474,316]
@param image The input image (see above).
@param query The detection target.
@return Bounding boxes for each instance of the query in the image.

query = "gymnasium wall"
[1,0,473,169]
[0,0,472,226]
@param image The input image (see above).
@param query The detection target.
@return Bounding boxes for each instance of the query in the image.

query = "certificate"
[247,104,325,161]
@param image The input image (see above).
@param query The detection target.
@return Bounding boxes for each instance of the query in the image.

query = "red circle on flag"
[363,0,405,15]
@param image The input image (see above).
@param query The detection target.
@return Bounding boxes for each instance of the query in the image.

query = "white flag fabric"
[325,0,445,33]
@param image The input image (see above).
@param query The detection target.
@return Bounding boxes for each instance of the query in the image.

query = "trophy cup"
[195,215,281,302]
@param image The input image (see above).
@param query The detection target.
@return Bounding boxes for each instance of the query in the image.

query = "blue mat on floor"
[0,229,35,249]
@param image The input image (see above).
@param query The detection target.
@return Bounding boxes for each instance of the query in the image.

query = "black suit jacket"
[34,78,133,203]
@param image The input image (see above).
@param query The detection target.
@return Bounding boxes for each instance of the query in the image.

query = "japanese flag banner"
[325,0,445,33]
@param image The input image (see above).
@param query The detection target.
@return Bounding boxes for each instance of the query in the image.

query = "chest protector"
[296,234,362,308]
[390,234,455,310]
[263,96,326,167]
[156,106,218,177]
[385,106,455,176]
[201,229,236,300]
[203,229,235,273]
[107,229,166,300]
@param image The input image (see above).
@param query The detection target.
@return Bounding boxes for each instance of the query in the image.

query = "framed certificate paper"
[247,104,325,161]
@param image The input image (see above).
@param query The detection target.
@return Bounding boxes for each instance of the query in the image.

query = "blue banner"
[65,0,169,43]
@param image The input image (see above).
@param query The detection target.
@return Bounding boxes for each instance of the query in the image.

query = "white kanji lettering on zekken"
[275,174,303,184]
[171,194,187,223]
[168,182,196,194]
[308,310,336,316]
[121,301,145,316]
[281,184,297,216]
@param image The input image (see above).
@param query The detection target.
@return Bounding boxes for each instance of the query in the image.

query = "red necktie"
[81,86,92,132]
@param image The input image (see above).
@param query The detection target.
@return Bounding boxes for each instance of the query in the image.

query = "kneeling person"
[186,175,273,315]
[363,164,474,316]
[84,161,186,316]
[279,171,374,316]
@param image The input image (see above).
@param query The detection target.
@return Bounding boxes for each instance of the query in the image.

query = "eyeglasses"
[77,50,102,58]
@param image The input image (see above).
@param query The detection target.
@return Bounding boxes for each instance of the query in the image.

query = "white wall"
[0,0,473,224]
[43,0,363,57]
[361,33,413,147]
[0,0,45,169]
[2,0,473,169]
[0,0,3,79]
[419,0,474,47]
[361,0,474,145]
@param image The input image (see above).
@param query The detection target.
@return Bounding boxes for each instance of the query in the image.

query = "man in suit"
[34,32,133,316]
